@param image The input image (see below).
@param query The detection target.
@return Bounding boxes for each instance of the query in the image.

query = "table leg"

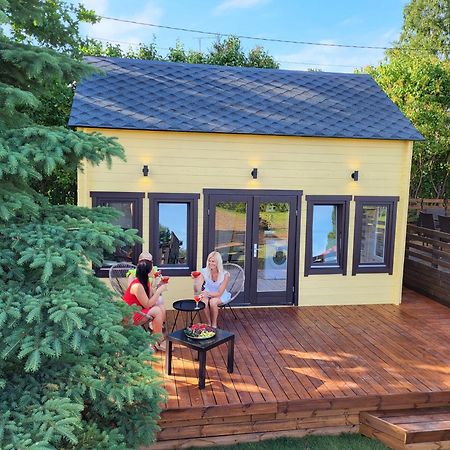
[227,336,234,374]
[171,311,180,332]
[198,350,207,389]
[165,340,173,375]
[192,310,200,323]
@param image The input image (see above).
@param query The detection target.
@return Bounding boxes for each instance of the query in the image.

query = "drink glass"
[194,295,201,310]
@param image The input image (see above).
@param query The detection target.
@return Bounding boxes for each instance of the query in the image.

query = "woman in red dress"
[122,259,167,351]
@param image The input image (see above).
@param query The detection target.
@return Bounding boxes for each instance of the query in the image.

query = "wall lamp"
[142,165,149,177]
[251,168,258,179]
[351,170,359,181]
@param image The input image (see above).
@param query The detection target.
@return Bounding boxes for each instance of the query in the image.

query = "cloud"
[213,0,269,15]
[275,31,399,74]
[80,1,164,48]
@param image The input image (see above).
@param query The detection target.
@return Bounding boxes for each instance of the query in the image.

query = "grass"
[191,433,388,450]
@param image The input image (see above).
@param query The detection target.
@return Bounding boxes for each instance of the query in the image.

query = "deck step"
[360,407,450,449]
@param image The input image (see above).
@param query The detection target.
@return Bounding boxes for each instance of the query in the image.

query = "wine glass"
[193,295,201,310]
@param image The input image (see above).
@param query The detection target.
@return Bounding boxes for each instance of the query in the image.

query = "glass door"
[205,190,300,306]
[250,196,297,305]
[206,194,251,304]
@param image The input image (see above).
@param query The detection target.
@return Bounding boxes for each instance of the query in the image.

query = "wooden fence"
[404,224,450,307]
[409,198,449,218]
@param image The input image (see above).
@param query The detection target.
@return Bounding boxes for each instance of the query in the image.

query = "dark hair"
[136,260,153,297]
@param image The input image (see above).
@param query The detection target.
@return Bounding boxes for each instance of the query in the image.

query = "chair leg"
[227,304,238,319]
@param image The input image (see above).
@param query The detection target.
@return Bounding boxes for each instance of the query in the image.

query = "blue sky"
[75,0,409,73]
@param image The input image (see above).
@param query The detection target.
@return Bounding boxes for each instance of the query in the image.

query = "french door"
[204,190,301,306]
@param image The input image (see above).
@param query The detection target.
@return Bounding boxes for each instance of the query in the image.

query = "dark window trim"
[352,196,399,275]
[202,189,303,306]
[304,195,351,276]
[148,193,200,276]
[204,188,302,196]
[90,191,144,278]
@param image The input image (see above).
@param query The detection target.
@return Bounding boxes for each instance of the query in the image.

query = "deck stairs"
[360,407,450,449]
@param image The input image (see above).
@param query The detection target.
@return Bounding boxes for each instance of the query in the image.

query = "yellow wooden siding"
[78,129,412,307]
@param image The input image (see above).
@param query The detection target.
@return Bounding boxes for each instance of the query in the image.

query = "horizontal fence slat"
[404,224,450,307]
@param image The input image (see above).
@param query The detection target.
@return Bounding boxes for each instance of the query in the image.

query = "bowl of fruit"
[184,323,216,340]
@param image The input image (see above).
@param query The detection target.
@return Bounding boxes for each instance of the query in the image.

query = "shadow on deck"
[147,288,450,449]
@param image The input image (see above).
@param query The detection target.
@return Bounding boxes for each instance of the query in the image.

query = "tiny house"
[69,57,422,307]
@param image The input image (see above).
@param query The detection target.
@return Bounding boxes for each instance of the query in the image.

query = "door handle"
[253,243,258,257]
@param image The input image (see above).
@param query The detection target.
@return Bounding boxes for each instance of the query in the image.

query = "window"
[148,193,200,276]
[352,196,399,275]
[305,195,351,276]
[90,192,144,277]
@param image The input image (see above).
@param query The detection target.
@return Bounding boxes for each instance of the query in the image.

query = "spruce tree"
[0,1,165,448]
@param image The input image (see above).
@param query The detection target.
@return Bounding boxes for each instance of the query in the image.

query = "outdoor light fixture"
[251,168,258,179]
[142,165,149,177]
[351,170,359,181]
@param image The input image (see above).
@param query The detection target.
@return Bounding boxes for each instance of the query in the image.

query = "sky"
[73,0,410,73]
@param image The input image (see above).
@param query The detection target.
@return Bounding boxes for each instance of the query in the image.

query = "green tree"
[397,0,450,59]
[85,35,279,69]
[366,52,450,198]
[0,1,165,448]
[363,0,450,198]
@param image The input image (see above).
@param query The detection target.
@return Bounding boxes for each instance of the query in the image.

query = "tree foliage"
[0,1,165,448]
[364,0,450,198]
[397,0,450,59]
[84,35,279,69]
[366,52,450,198]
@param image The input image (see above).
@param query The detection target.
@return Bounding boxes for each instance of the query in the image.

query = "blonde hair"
[206,251,224,280]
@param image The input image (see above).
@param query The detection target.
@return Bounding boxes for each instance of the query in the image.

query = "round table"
[171,299,206,332]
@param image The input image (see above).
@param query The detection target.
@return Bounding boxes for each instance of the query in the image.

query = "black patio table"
[171,299,206,332]
[165,328,235,389]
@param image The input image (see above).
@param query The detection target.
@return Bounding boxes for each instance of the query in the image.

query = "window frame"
[90,191,144,278]
[148,193,200,276]
[304,195,351,276]
[352,196,399,275]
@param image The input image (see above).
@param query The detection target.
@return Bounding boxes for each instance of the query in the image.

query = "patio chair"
[418,211,436,230]
[220,263,245,320]
[438,215,450,233]
[109,261,136,296]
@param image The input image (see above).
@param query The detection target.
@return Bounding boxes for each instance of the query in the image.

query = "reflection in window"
[107,201,134,229]
[215,202,246,267]
[312,205,338,265]
[103,201,135,265]
[305,196,351,276]
[159,203,187,265]
[360,205,387,264]
[149,193,199,275]
[90,192,144,277]
[257,202,289,292]
[352,196,398,275]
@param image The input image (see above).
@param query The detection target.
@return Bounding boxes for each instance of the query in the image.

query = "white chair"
[109,262,135,297]
[109,262,153,331]
[220,263,245,319]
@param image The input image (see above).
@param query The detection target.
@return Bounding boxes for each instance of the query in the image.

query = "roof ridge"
[83,55,371,78]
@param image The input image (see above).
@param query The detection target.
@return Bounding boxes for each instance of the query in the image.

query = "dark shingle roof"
[69,57,423,141]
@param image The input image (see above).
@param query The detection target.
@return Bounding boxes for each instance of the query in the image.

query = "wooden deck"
[148,288,450,448]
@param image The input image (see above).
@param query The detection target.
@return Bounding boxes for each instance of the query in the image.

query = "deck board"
[153,288,450,411]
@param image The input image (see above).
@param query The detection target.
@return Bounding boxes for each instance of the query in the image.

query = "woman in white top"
[193,251,231,328]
